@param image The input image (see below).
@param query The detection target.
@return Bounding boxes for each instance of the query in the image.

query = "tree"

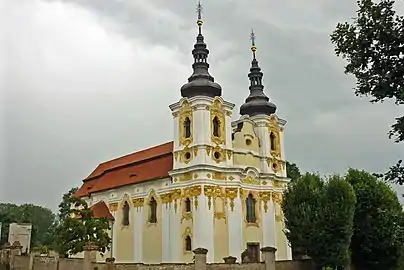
[0,203,56,249]
[345,168,404,270]
[318,175,356,269]
[330,0,404,183]
[286,161,301,182]
[58,187,78,219]
[54,194,111,257]
[282,173,356,269]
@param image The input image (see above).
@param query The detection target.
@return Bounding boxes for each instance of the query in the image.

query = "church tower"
[234,30,292,260]
[165,5,291,263]
[167,2,235,263]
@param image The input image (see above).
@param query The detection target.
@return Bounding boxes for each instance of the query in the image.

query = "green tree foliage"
[0,203,56,249]
[58,187,78,219]
[54,195,111,257]
[286,161,301,182]
[330,0,404,184]
[345,168,404,270]
[282,173,356,269]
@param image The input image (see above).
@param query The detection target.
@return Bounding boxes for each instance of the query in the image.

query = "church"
[75,3,292,264]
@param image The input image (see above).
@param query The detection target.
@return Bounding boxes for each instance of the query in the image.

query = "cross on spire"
[250,29,257,59]
[196,1,203,34]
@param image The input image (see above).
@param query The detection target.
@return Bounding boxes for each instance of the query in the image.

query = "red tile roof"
[75,142,173,197]
[90,201,114,221]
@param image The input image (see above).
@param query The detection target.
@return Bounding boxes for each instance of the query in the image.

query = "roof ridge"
[84,151,172,182]
[99,141,173,165]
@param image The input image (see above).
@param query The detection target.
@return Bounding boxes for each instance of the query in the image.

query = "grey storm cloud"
[2,0,403,210]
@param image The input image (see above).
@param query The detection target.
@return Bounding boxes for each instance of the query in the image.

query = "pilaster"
[227,193,243,263]
[253,118,271,173]
[132,206,143,263]
[261,195,276,249]
[169,201,181,262]
[193,193,214,263]
[111,212,117,259]
[161,201,170,262]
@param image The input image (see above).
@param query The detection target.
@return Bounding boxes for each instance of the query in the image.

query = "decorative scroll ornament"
[183,186,202,210]
[204,185,225,210]
[241,175,260,185]
[259,192,272,213]
[108,203,118,212]
[132,198,144,208]
[225,188,238,211]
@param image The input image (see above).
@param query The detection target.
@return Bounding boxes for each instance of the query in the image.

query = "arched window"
[184,117,191,138]
[185,235,192,251]
[270,132,276,151]
[246,194,256,223]
[184,198,191,212]
[122,201,130,226]
[149,197,157,223]
[213,116,220,137]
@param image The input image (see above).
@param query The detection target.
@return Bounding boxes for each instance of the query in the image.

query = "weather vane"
[250,29,257,58]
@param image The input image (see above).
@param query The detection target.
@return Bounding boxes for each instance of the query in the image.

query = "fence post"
[260,247,276,270]
[193,248,208,270]
[83,242,98,270]
[10,241,22,270]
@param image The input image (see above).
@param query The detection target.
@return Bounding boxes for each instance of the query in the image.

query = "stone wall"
[2,243,315,270]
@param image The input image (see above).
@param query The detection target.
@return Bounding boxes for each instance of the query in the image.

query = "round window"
[184,152,191,160]
[246,139,252,146]
[213,151,221,160]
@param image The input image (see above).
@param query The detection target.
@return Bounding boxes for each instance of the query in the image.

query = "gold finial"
[196,1,203,28]
[250,29,257,58]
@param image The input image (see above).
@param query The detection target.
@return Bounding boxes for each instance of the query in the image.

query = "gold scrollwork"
[276,211,284,222]
[259,192,272,213]
[183,186,202,210]
[241,175,261,185]
[132,198,144,208]
[171,189,182,212]
[174,152,179,161]
[212,172,227,180]
[225,188,238,211]
[159,193,171,204]
[214,212,227,223]
[204,185,225,210]
[108,202,118,211]
[181,211,193,223]
[179,172,193,182]
[239,188,248,200]
[179,100,193,146]
[272,192,282,204]
[210,98,226,145]
[228,176,235,181]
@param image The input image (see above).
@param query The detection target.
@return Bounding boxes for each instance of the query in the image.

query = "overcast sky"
[2,0,404,211]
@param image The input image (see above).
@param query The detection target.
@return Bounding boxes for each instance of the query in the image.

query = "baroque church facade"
[75,3,292,264]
